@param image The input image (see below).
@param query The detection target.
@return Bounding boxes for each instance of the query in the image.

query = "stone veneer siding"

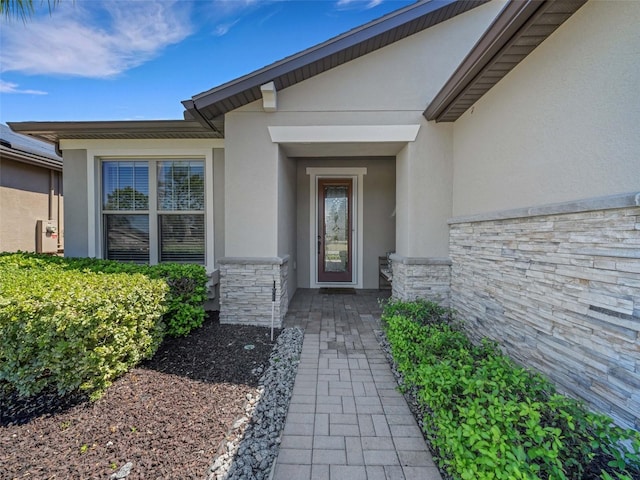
[390,254,452,307]
[448,192,640,430]
[218,256,289,327]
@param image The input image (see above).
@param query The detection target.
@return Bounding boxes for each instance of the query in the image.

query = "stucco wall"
[452,0,640,217]
[0,158,63,253]
[62,149,89,257]
[447,1,640,429]
[278,147,297,299]
[213,148,225,263]
[396,122,453,258]
[252,1,504,115]
[224,113,279,257]
[224,0,503,262]
[296,157,395,289]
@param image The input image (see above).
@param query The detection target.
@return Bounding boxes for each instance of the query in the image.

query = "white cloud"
[337,0,384,9]
[214,20,239,36]
[0,79,47,95]
[213,0,260,16]
[207,0,281,36]
[0,1,192,78]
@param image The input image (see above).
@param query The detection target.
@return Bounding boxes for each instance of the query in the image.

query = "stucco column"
[224,113,280,257]
[219,113,289,325]
[393,123,454,305]
[61,149,90,258]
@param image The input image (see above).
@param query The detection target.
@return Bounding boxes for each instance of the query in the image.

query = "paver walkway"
[273,289,442,480]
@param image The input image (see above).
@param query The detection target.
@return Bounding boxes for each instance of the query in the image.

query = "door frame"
[306,167,366,289]
[318,177,353,283]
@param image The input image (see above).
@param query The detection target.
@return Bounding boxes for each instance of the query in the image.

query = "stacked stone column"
[390,254,452,307]
[218,256,289,327]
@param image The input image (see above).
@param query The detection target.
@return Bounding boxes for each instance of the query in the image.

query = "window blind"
[104,215,150,263]
[159,214,205,263]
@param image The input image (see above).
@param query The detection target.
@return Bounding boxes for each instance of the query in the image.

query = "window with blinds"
[102,161,150,262]
[104,215,150,263]
[101,159,206,265]
[157,161,205,263]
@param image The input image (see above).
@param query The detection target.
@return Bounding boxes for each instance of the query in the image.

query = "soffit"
[8,120,223,145]
[183,0,490,124]
[278,142,408,157]
[424,0,587,122]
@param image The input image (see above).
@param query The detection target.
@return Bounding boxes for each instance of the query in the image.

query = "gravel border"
[207,327,304,480]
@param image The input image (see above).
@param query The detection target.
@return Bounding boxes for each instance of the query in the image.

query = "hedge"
[0,253,209,337]
[0,257,168,399]
[0,253,210,400]
[381,299,640,480]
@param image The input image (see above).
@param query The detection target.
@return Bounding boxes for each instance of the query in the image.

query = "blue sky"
[0,0,416,124]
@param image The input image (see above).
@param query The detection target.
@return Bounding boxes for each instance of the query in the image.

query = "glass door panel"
[318,178,352,282]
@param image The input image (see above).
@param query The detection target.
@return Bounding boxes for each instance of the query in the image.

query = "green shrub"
[0,257,167,399]
[382,300,640,480]
[0,253,208,337]
[381,297,458,328]
[141,263,208,337]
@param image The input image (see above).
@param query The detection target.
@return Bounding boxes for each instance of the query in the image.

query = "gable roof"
[0,124,62,171]
[10,0,590,147]
[424,0,587,122]
[182,0,491,128]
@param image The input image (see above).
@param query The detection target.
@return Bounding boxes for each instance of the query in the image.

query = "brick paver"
[272,289,442,480]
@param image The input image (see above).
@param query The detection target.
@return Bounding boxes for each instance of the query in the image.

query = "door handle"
[317,235,322,253]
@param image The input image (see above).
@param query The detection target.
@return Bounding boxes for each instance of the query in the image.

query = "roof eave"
[424,0,588,122]
[8,120,223,145]
[190,0,456,103]
[185,0,490,121]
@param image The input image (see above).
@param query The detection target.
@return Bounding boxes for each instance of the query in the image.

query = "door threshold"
[319,288,357,295]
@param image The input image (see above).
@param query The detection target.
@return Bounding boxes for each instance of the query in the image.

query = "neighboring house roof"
[0,124,63,171]
[424,0,587,122]
[182,0,491,127]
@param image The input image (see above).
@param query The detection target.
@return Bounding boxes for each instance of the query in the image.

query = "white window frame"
[92,149,214,271]
[101,160,152,263]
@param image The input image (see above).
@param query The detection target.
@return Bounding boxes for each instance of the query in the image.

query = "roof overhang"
[8,120,221,143]
[183,0,490,126]
[8,120,222,155]
[424,0,587,122]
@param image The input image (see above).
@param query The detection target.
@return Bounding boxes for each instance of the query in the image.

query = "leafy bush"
[141,263,208,337]
[0,253,209,336]
[381,299,640,480]
[381,297,458,328]
[0,256,168,399]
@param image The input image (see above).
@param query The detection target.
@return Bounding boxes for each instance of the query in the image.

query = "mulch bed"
[0,313,279,479]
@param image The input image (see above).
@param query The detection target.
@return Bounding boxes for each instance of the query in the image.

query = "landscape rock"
[207,327,304,480]
[110,461,133,479]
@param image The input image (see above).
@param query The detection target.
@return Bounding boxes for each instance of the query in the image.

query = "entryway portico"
[273,124,419,286]
[218,119,455,327]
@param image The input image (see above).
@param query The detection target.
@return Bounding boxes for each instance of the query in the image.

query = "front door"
[318,178,353,283]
